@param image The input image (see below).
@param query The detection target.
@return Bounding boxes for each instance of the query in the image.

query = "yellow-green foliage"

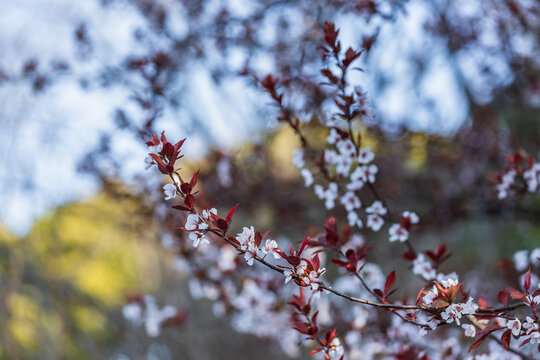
[0,190,163,359]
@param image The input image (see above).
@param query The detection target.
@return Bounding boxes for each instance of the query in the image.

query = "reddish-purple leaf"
[184,194,194,209]
[468,326,504,352]
[227,236,240,246]
[217,219,228,232]
[500,329,511,351]
[298,236,310,256]
[311,311,319,325]
[180,183,192,194]
[149,153,165,168]
[505,287,527,301]
[173,138,186,153]
[325,328,336,343]
[524,268,531,292]
[415,287,425,305]
[226,204,239,223]
[309,349,323,357]
[312,254,320,271]
[384,271,396,294]
[190,170,200,187]
[498,291,509,306]
[172,205,190,212]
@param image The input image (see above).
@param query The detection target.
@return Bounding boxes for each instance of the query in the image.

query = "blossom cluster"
[122,295,186,337]
[129,22,540,360]
[494,153,540,199]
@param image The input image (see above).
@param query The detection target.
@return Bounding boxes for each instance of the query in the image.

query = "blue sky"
[0,0,483,235]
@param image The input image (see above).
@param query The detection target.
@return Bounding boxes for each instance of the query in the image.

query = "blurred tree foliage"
[0,187,162,359]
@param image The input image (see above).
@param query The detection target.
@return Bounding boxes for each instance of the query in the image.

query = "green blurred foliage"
[0,188,162,359]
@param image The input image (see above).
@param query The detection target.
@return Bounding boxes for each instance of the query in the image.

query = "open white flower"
[423,286,438,306]
[366,200,387,216]
[262,239,280,259]
[148,142,163,155]
[336,155,353,176]
[327,128,340,144]
[144,155,154,170]
[358,147,375,164]
[347,211,363,228]
[440,277,459,288]
[367,214,384,232]
[358,164,378,183]
[324,149,339,164]
[300,169,314,187]
[185,214,200,231]
[163,183,177,200]
[292,149,305,168]
[236,226,256,251]
[402,211,419,224]
[462,324,476,337]
[389,224,408,242]
[283,269,293,283]
[340,192,361,212]
[507,318,521,337]
[412,254,436,280]
[202,208,217,219]
[189,231,209,248]
[337,139,356,157]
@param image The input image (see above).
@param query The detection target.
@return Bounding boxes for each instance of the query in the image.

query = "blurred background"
[0,0,539,359]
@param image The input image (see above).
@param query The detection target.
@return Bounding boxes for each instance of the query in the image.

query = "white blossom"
[292,149,305,168]
[439,276,459,288]
[327,128,340,145]
[336,155,353,176]
[336,139,356,157]
[530,248,540,266]
[189,231,209,248]
[347,211,363,228]
[462,324,476,337]
[366,200,387,216]
[402,211,419,224]
[283,269,293,283]
[123,303,142,324]
[236,226,256,251]
[314,183,339,209]
[236,226,260,266]
[412,254,436,280]
[529,331,540,344]
[507,318,521,337]
[524,167,538,192]
[148,142,163,155]
[389,224,408,242]
[514,250,529,272]
[324,149,339,164]
[144,155,154,170]
[300,168,314,187]
[358,147,375,164]
[367,214,384,232]
[202,208,218,219]
[328,337,344,359]
[423,286,438,306]
[441,299,477,325]
[357,165,378,183]
[244,251,257,266]
[262,239,280,259]
[340,192,361,212]
[163,183,177,200]
[523,317,538,331]
[185,214,200,231]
